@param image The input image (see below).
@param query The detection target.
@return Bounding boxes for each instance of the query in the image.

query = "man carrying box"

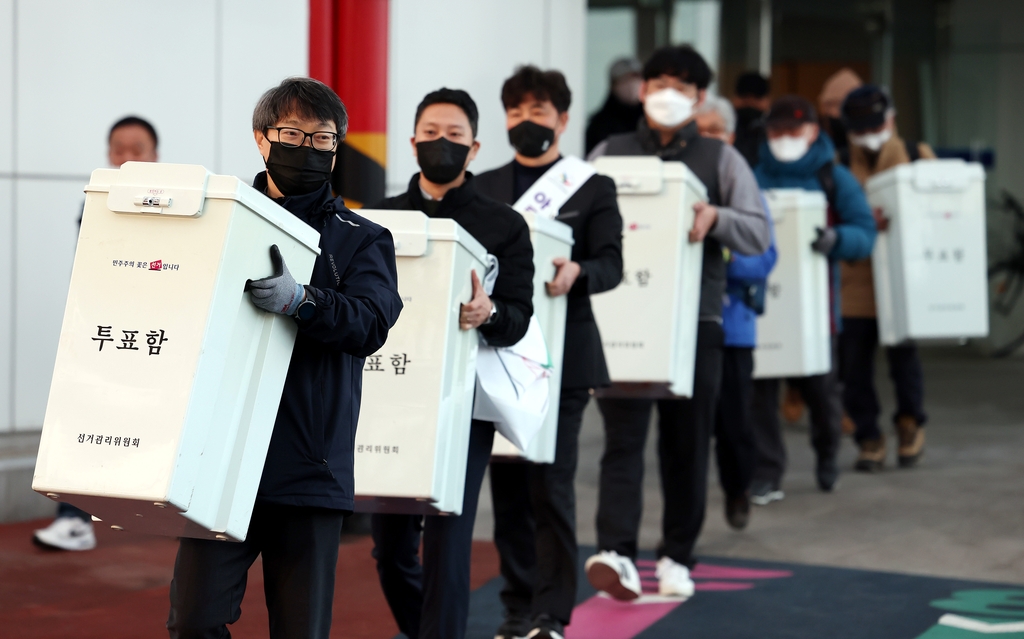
[475,66,624,639]
[838,85,933,471]
[369,88,535,639]
[748,95,876,505]
[584,45,771,601]
[166,77,403,639]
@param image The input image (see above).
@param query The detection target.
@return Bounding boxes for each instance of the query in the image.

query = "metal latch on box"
[134,195,173,211]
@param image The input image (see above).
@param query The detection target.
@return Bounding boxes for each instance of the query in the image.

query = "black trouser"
[167,503,345,639]
[594,321,724,568]
[489,387,591,626]
[57,502,91,521]
[371,418,495,639]
[714,347,756,499]
[839,317,927,443]
[751,339,843,486]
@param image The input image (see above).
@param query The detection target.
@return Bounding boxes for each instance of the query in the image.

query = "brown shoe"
[841,413,856,436]
[855,436,886,472]
[780,386,805,423]
[896,416,925,468]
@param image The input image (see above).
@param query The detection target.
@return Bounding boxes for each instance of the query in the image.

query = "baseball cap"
[609,57,643,83]
[841,85,890,132]
[765,95,817,129]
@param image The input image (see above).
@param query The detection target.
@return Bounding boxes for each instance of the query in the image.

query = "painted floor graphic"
[462,552,1024,639]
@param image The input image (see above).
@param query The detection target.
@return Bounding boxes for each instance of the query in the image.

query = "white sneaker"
[656,557,695,598]
[584,550,642,601]
[33,517,97,551]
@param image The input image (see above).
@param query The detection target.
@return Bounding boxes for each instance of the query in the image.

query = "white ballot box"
[753,189,832,379]
[491,213,573,463]
[588,157,706,397]
[353,210,486,516]
[32,162,320,542]
[868,160,988,345]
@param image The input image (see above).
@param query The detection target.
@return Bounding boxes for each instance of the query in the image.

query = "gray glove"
[246,245,304,315]
[811,227,838,256]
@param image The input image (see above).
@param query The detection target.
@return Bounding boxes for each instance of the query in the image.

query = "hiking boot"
[725,494,751,530]
[896,416,925,468]
[33,517,97,551]
[816,456,839,492]
[749,480,784,506]
[525,614,565,639]
[584,550,641,601]
[780,386,805,423]
[855,436,886,472]
[656,556,695,598]
[495,612,531,639]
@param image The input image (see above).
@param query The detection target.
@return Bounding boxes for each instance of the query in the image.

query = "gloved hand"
[246,245,305,315]
[810,227,838,256]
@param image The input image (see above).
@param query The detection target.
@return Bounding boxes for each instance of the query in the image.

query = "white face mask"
[644,88,696,128]
[850,128,892,152]
[768,135,811,162]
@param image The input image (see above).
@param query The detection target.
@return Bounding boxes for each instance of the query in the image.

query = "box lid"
[357,209,488,264]
[763,188,827,222]
[84,162,321,254]
[521,211,575,246]
[866,159,985,194]
[591,156,708,200]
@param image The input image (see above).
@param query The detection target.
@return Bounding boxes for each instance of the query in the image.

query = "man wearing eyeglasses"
[166,77,403,639]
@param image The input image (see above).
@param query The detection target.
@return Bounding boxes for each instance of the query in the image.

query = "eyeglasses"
[266,127,339,152]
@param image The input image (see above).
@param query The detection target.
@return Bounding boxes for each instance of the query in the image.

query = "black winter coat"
[475,161,623,389]
[372,174,534,347]
[253,174,403,512]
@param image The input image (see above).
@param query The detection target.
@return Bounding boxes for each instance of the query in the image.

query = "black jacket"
[475,161,623,388]
[253,174,403,511]
[585,94,644,155]
[371,173,534,347]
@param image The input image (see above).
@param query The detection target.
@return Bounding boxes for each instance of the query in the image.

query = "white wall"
[584,7,636,118]
[386,0,587,196]
[1,0,307,431]
[671,0,721,90]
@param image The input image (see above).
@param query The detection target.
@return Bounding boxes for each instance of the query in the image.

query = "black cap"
[841,85,890,132]
[735,72,770,98]
[765,95,817,129]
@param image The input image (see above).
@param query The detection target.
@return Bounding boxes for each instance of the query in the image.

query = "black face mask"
[508,120,555,158]
[416,138,470,185]
[265,141,334,196]
[827,117,848,147]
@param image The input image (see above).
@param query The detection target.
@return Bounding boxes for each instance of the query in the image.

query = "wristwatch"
[483,301,499,326]
[294,290,317,321]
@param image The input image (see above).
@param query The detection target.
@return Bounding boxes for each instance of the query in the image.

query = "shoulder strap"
[816,161,838,211]
[511,156,596,218]
[904,139,920,162]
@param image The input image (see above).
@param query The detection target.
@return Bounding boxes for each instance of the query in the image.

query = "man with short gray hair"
[695,94,737,144]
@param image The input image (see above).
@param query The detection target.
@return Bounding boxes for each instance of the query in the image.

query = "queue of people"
[44,43,930,639]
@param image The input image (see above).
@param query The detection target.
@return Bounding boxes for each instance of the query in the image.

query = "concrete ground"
[474,346,1024,585]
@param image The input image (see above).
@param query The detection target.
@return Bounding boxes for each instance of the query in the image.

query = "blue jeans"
[57,502,91,521]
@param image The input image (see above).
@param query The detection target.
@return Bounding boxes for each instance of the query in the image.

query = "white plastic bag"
[473,317,552,451]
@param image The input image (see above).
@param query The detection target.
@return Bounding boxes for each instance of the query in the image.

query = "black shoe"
[526,614,565,639]
[495,612,531,639]
[816,456,839,492]
[725,494,751,530]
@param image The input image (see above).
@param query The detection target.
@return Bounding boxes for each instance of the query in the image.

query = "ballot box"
[753,189,831,379]
[589,157,706,397]
[867,160,988,345]
[491,213,573,463]
[32,162,320,542]
[352,210,487,516]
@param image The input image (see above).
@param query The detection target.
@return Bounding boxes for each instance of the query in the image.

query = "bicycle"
[987,189,1024,357]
